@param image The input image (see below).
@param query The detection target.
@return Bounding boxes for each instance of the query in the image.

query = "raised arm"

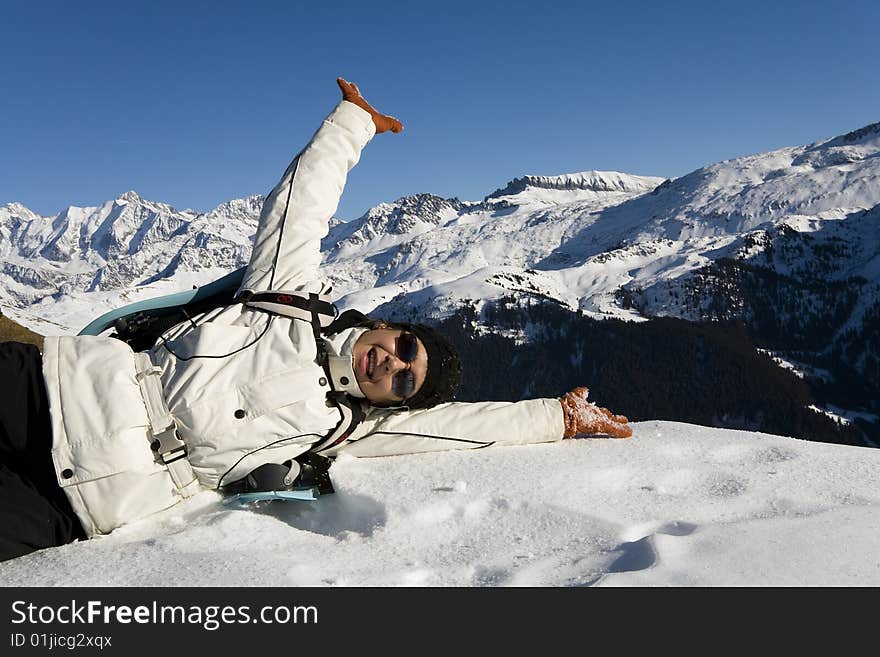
[238,78,402,294]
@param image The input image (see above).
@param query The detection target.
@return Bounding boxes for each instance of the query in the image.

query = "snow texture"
[2,421,878,586]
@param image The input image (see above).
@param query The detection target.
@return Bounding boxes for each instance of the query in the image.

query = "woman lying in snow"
[0,78,632,562]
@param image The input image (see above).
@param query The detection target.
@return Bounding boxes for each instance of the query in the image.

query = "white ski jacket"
[41,101,565,538]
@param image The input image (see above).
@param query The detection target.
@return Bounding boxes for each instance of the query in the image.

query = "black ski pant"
[0,341,86,562]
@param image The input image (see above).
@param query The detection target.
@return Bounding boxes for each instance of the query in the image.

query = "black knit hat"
[395,323,462,409]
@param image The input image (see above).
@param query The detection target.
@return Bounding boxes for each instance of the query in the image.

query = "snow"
[808,405,850,425]
[2,421,878,586]
[816,404,880,435]
[1,268,236,336]
[5,119,880,336]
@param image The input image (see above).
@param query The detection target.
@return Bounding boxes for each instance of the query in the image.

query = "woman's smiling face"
[352,328,428,406]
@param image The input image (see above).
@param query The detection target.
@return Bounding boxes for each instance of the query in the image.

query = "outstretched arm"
[238,78,402,294]
[328,388,631,458]
[335,398,566,457]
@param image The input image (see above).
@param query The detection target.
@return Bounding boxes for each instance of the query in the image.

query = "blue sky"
[2,0,878,220]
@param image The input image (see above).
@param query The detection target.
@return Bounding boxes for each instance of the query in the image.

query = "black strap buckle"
[295,453,335,495]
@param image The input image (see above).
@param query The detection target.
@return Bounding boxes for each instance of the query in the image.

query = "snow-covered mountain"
[0,191,261,307]
[0,169,669,332]
[2,121,878,440]
[5,120,878,330]
[321,123,880,328]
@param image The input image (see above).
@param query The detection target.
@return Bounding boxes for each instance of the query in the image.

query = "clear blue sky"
[3,0,878,220]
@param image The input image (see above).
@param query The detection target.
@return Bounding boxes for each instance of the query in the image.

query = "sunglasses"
[391,332,420,399]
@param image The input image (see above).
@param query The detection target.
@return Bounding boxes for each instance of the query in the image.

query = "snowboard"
[222,486,320,506]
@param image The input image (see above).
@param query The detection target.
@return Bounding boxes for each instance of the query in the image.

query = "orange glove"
[337,77,403,134]
[560,387,632,439]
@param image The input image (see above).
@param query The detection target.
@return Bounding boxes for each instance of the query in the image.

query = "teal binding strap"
[78,267,246,336]
[222,488,321,505]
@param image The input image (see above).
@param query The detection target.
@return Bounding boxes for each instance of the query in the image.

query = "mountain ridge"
[486,170,667,199]
[2,120,878,443]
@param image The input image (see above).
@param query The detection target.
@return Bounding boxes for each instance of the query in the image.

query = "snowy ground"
[2,420,878,587]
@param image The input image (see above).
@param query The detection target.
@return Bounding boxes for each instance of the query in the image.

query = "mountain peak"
[839,121,880,145]
[116,190,142,203]
[3,201,38,217]
[485,171,667,200]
